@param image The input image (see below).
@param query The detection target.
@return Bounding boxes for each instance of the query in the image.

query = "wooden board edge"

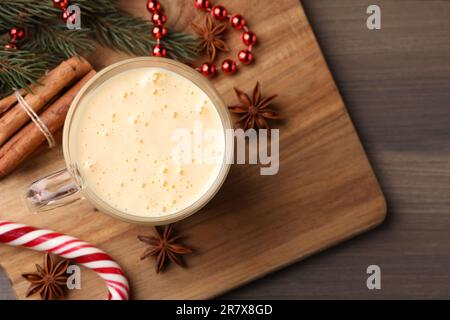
[211,194,387,300]
[299,0,388,222]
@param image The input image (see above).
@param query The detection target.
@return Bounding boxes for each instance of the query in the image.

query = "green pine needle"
[24,24,96,59]
[0,1,58,29]
[0,49,49,97]
[85,10,198,61]
[75,0,120,13]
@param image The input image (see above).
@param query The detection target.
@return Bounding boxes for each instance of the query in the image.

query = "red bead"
[152,12,167,25]
[194,0,210,10]
[4,43,17,50]
[238,49,253,65]
[221,59,237,75]
[200,63,216,77]
[147,0,161,13]
[211,5,228,20]
[9,27,25,41]
[242,31,257,46]
[53,0,69,10]
[152,44,167,57]
[230,14,246,29]
[61,10,76,23]
[152,25,168,39]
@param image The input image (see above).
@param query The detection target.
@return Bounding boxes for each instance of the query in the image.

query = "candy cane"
[0,220,130,300]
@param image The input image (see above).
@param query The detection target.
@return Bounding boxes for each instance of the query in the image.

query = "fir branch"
[74,0,119,13]
[164,32,199,62]
[84,10,199,61]
[0,0,200,98]
[0,0,58,29]
[24,24,95,59]
[0,0,199,61]
[0,49,50,98]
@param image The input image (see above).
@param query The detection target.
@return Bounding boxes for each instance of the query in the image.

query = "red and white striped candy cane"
[0,220,130,300]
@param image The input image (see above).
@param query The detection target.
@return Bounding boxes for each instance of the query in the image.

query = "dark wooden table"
[224,0,450,299]
[1,0,450,299]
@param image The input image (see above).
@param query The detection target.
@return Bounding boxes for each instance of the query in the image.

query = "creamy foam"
[74,67,225,217]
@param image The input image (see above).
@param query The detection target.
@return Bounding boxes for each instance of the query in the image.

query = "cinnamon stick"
[0,70,96,179]
[0,89,26,115]
[0,57,92,147]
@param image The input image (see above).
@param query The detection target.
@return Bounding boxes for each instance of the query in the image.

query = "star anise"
[22,253,70,300]
[229,82,282,131]
[192,14,229,62]
[138,224,193,273]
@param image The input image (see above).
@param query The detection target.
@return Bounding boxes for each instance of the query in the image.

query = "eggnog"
[73,67,225,217]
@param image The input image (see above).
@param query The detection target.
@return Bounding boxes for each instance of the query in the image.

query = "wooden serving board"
[0,0,386,299]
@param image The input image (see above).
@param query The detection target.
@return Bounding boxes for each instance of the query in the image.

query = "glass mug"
[25,57,233,225]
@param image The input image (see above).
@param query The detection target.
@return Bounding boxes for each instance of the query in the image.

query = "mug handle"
[25,169,82,212]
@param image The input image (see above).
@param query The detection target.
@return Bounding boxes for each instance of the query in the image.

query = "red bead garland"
[238,49,253,65]
[61,9,77,23]
[200,63,216,77]
[152,12,167,25]
[230,14,245,29]
[242,31,257,46]
[144,1,257,78]
[4,43,18,51]
[221,59,237,74]
[193,1,257,77]
[3,0,257,78]
[53,0,69,10]
[147,0,168,57]
[53,0,76,24]
[152,44,167,57]
[4,27,25,50]
[211,5,228,20]
[194,0,211,10]
[152,25,168,39]
[147,0,161,12]
[9,27,25,41]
